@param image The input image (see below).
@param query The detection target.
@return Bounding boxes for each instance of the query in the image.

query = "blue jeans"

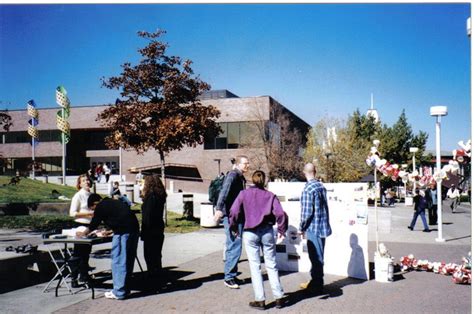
[243,225,284,301]
[111,232,139,299]
[223,217,243,280]
[410,209,429,230]
[306,233,326,287]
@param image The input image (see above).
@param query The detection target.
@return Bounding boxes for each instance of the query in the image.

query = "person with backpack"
[209,173,225,207]
[214,155,249,289]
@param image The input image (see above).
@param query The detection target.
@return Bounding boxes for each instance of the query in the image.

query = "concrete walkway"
[0,201,471,313]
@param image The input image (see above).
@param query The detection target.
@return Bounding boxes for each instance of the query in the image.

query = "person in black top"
[110,181,122,198]
[408,189,430,232]
[77,194,139,300]
[141,174,167,281]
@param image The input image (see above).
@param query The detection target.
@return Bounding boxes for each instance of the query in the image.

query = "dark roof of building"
[198,89,239,100]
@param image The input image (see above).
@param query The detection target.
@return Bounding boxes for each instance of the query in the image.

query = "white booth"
[268,182,370,280]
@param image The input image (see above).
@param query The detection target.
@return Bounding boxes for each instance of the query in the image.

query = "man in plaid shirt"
[298,163,332,293]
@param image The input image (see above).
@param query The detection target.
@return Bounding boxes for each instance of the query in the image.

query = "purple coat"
[229,186,288,235]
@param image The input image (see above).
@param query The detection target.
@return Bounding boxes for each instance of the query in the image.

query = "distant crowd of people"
[86,162,113,184]
[68,155,332,309]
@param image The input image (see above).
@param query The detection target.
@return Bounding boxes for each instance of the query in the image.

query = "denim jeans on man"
[243,225,284,302]
[306,232,326,287]
[223,217,243,280]
[111,232,139,299]
[409,208,429,230]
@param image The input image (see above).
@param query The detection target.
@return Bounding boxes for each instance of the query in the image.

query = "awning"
[129,163,203,182]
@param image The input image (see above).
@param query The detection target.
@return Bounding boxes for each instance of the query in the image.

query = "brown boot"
[249,301,265,311]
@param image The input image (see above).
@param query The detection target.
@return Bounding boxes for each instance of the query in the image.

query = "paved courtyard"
[0,201,472,313]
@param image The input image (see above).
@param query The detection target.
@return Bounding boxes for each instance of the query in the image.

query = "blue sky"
[0,3,470,151]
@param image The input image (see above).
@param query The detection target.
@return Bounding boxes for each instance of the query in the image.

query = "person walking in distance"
[298,163,332,294]
[408,188,431,232]
[427,182,438,225]
[103,163,111,183]
[447,184,460,213]
[214,155,249,289]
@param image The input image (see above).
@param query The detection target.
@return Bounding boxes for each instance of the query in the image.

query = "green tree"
[305,109,429,183]
[378,110,429,165]
[304,117,367,182]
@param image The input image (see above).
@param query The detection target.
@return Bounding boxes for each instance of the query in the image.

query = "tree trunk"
[159,150,167,226]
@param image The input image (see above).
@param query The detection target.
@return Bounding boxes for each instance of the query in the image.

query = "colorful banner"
[56,86,71,144]
[27,99,39,146]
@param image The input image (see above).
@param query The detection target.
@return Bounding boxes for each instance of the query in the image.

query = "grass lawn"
[0,176,77,203]
[132,203,201,233]
[0,177,201,233]
[0,210,201,233]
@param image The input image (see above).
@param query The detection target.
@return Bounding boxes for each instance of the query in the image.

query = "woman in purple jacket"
[229,170,288,310]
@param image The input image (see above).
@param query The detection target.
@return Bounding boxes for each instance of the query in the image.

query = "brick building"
[0,90,310,193]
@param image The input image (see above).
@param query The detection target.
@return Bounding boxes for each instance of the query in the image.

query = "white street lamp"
[430,106,448,242]
[409,147,419,196]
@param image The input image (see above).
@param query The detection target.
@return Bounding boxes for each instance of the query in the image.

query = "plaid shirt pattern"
[299,179,332,238]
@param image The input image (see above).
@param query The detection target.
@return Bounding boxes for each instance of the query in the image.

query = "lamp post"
[401,164,408,200]
[430,106,448,242]
[409,147,419,196]
[372,139,380,253]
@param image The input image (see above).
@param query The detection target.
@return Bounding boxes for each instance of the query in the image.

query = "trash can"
[374,253,394,283]
[125,184,134,203]
[183,194,194,218]
[200,202,219,228]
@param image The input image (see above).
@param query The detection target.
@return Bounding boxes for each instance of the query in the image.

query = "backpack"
[209,175,225,206]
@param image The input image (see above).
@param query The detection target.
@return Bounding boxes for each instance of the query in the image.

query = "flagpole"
[62,108,66,185]
[56,86,70,186]
[32,136,35,180]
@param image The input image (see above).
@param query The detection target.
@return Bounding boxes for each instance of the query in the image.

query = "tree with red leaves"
[98,30,221,220]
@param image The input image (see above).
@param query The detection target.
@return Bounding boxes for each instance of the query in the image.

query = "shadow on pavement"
[281,277,366,308]
[118,267,224,299]
[445,235,471,242]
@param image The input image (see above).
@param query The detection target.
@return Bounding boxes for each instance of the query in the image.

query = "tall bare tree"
[240,100,305,181]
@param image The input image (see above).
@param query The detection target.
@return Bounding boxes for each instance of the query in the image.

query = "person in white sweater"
[447,184,460,213]
[69,174,93,287]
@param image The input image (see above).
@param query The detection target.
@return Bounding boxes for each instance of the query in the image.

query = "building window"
[1,130,62,143]
[4,131,30,143]
[204,121,266,150]
[227,122,240,149]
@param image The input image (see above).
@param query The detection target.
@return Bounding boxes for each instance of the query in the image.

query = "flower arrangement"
[398,252,471,285]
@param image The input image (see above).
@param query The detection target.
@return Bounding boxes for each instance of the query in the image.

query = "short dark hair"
[252,170,266,189]
[87,193,102,208]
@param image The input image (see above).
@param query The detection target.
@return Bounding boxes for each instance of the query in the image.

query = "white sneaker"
[104,291,121,300]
